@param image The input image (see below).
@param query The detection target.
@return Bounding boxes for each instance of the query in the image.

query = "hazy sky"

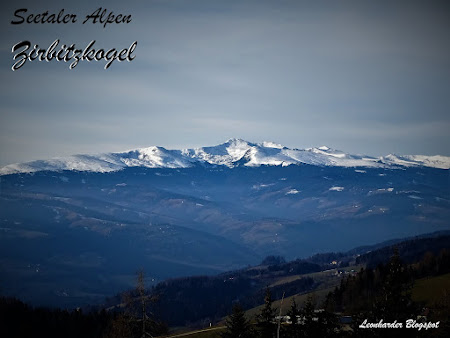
[1,0,449,166]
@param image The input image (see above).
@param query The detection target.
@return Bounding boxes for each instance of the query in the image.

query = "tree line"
[221,248,450,337]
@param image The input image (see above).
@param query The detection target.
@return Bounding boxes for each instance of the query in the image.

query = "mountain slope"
[1,163,449,308]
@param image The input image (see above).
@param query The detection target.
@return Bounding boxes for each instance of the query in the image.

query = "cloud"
[1,0,449,165]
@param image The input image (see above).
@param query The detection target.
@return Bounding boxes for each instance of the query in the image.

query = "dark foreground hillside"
[3,233,448,337]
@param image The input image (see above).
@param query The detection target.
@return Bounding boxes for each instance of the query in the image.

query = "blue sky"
[1,0,449,166]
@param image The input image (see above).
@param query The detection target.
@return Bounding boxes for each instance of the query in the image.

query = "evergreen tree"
[285,297,302,338]
[300,295,316,338]
[221,304,254,338]
[316,308,339,337]
[374,248,413,322]
[256,288,276,338]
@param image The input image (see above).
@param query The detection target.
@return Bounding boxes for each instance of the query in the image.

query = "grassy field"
[165,265,362,336]
[269,264,363,289]
[245,286,336,319]
[163,286,336,337]
[411,272,450,306]
[165,326,226,338]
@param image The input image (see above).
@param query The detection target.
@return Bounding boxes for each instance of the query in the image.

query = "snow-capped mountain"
[1,138,449,308]
[1,138,449,175]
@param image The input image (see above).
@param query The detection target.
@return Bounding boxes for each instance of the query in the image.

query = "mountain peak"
[318,145,330,151]
[224,138,251,145]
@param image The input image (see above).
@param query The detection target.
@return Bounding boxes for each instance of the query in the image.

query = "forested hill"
[102,232,450,327]
[355,234,450,267]
[1,232,449,337]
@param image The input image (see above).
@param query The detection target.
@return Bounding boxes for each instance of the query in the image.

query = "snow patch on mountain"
[380,154,450,170]
[329,186,345,192]
[122,147,194,168]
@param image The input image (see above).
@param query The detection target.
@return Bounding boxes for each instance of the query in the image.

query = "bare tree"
[136,269,155,338]
[104,270,167,338]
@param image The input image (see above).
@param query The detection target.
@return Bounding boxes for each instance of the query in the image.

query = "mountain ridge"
[2,138,450,175]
